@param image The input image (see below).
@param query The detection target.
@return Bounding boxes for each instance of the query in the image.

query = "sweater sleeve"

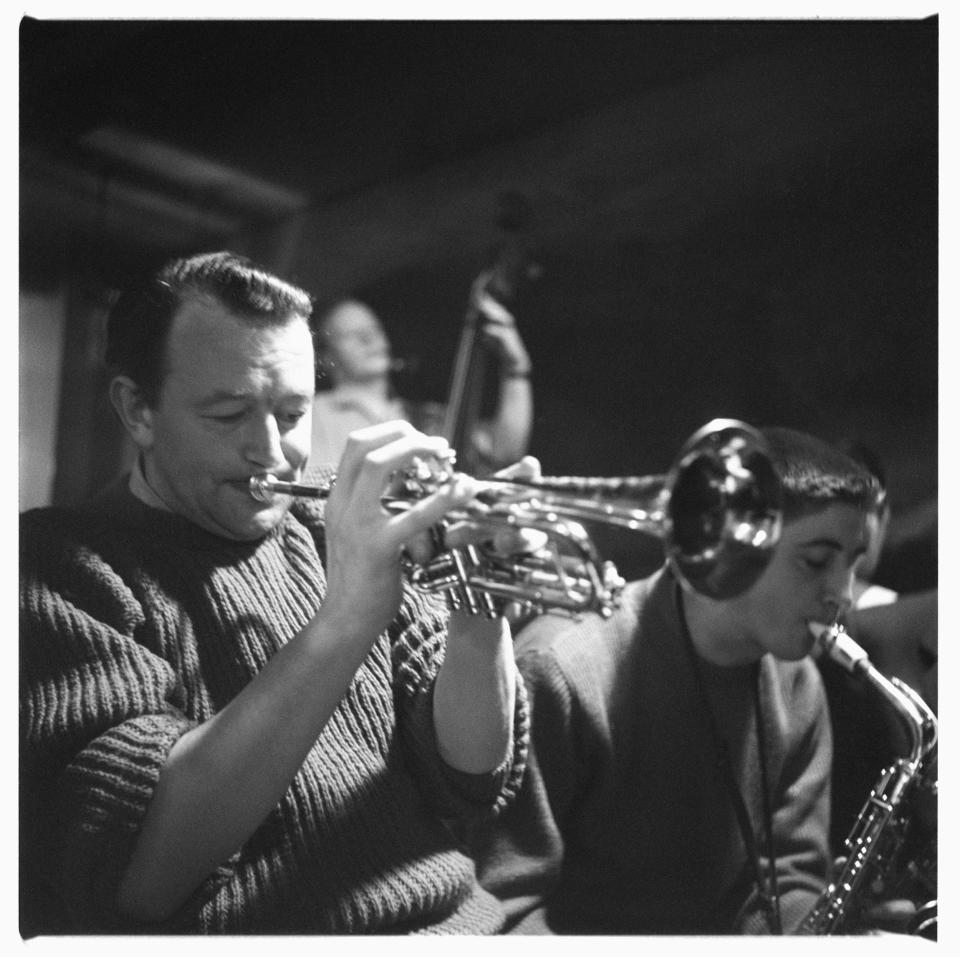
[471,645,580,932]
[20,514,202,930]
[737,661,833,934]
[389,585,529,822]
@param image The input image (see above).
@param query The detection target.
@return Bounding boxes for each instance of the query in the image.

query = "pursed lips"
[237,474,301,499]
[234,477,280,499]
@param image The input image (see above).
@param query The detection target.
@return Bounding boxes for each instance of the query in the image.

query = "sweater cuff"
[407,671,529,821]
[52,712,195,928]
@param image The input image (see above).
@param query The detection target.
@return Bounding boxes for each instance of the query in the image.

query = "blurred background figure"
[843,440,897,609]
[833,437,936,696]
[310,294,534,479]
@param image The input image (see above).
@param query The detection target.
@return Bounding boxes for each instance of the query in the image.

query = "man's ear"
[109,376,155,450]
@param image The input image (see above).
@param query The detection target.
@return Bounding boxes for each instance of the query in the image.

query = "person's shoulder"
[20,479,145,557]
[20,505,73,560]
[20,486,119,537]
[513,578,655,676]
[20,503,112,588]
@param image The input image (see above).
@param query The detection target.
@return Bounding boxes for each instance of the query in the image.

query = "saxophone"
[799,622,938,936]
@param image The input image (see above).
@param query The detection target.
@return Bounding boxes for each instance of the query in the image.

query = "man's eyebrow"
[196,388,313,408]
[801,537,867,558]
[197,390,248,405]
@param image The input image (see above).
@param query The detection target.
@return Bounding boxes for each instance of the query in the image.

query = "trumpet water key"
[250,418,784,618]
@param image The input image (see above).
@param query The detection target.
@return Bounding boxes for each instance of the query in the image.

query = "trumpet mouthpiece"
[249,474,331,501]
[249,475,277,502]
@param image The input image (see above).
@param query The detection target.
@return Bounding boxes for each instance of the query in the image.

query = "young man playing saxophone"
[472,426,916,935]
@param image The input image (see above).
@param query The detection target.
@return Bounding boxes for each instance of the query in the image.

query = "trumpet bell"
[248,418,783,616]
[665,419,782,600]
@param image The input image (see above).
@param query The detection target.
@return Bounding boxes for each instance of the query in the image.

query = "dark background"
[19,17,938,584]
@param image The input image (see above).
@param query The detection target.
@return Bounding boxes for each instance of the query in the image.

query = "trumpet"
[250,418,783,618]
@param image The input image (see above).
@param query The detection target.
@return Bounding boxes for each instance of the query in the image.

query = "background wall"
[18,289,65,512]
[19,17,938,585]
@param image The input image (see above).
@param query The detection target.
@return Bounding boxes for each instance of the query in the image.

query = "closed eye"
[207,411,246,424]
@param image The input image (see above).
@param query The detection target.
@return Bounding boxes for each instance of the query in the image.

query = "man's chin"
[208,501,288,542]
[240,504,288,539]
[794,626,819,659]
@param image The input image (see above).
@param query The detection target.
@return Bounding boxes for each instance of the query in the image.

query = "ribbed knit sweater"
[473,570,832,935]
[20,480,528,935]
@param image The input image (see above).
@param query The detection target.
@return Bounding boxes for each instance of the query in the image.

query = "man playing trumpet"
[19,251,530,935]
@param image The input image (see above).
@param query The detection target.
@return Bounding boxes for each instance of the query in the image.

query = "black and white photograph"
[17,6,940,947]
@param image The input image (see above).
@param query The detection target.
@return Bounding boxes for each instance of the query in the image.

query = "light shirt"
[310,390,408,474]
[310,389,446,475]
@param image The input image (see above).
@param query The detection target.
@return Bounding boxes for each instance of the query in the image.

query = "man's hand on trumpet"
[437,455,548,561]
[320,420,479,638]
[320,420,543,628]
[320,418,533,777]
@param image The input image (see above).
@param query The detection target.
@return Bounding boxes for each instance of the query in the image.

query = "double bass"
[440,192,539,475]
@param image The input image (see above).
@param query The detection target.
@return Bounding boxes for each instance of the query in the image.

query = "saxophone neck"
[810,620,869,674]
[811,621,937,765]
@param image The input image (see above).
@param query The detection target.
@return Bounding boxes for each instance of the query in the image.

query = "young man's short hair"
[761,426,884,522]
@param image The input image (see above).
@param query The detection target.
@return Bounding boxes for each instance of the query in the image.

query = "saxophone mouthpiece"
[808,621,831,642]
[809,621,869,674]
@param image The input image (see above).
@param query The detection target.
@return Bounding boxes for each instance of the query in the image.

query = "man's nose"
[243,415,286,469]
[822,568,855,622]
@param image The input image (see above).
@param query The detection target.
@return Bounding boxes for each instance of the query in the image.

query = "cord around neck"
[674,580,782,934]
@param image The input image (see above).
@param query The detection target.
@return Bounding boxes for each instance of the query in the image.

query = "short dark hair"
[836,438,888,491]
[105,251,314,406]
[761,426,884,522]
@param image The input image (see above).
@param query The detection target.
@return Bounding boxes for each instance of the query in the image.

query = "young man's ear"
[109,376,155,450]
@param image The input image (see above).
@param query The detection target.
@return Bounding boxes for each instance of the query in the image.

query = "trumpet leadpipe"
[251,451,460,504]
[248,473,419,511]
[249,475,332,501]
[249,470,668,522]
